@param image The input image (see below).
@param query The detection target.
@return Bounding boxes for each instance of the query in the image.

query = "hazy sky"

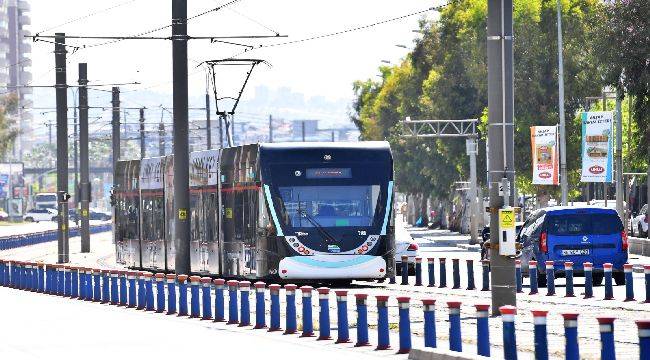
[29,0,441,103]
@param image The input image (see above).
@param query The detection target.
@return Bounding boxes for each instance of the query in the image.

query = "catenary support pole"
[487,0,517,315]
[205,93,211,149]
[55,32,69,263]
[172,0,191,276]
[111,86,120,247]
[78,63,90,253]
[139,108,146,159]
[615,89,624,221]
[158,122,165,156]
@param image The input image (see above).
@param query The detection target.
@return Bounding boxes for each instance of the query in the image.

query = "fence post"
[396,297,412,354]
[439,258,447,288]
[155,273,166,313]
[239,281,251,326]
[213,279,225,321]
[584,262,593,299]
[268,284,281,331]
[415,257,422,286]
[447,301,462,352]
[500,305,517,360]
[166,274,177,315]
[452,258,461,289]
[355,293,370,347]
[422,299,436,348]
[284,284,297,334]
[596,317,616,360]
[317,287,331,340]
[427,257,435,287]
[515,260,522,293]
[546,261,555,296]
[300,285,314,337]
[532,310,548,360]
[335,290,350,343]
[481,259,490,291]
[603,263,614,300]
[227,280,239,324]
[102,270,111,304]
[562,313,580,360]
[375,295,390,350]
[254,281,266,329]
[529,260,538,295]
[475,304,490,357]
[401,255,409,285]
[565,262,574,297]
[93,269,101,301]
[624,263,634,301]
[636,320,650,360]
[201,277,212,320]
[466,259,475,290]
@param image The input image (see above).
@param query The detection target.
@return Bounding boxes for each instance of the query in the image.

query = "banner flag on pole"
[530,126,559,185]
[580,111,613,183]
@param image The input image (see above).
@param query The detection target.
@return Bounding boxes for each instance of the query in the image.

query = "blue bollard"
[102,270,111,304]
[546,261,555,296]
[624,263,634,301]
[127,272,137,308]
[189,276,201,318]
[335,290,350,343]
[93,269,101,301]
[239,281,251,326]
[177,275,188,316]
[355,293,370,347]
[44,264,52,294]
[76,267,84,299]
[227,280,239,324]
[565,262,574,297]
[37,263,45,293]
[401,255,409,285]
[166,274,177,315]
[562,313,580,360]
[316,287,331,340]
[0,260,4,287]
[25,263,33,291]
[84,269,93,301]
[376,295,391,350]
[597,317,616,360]
[422,299,436,348]
[604,263,614,300]
[448,301,462,352]
[532,310,549,360]
[452,258,461,289]
[475,304,490,357]
[284,284,297,334]
[268,284,282,331]
[529,260,538,295]
[110,270,119,305]
[427,257,435,287]
[119,271,128,306]
[500,305,518,360]
[515,260,522,293]
[584,262,594,299]
[155,273,166,313]
[57,265,65,296]
[439,258,447,288]
[300,285,314,337]
[201,277,212,320]
[213,279,225,321]
[396,297,412,354]
[28,263,35,291]
[481,260,490,291]
[144,272,155,311]
[253,281,266,329]
[645,265,650,303]
[636,320,650,360]
[466,259,476,290]
[414,257,422,286]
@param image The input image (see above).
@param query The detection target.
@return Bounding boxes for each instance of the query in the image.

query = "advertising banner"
[0,163,24,199]
[580,111,613,182]
[530,126,559,185]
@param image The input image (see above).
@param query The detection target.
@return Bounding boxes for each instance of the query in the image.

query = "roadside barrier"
[529,260,538,295]
[546,261,555,296]
[57,264,64,295]
[500,306,517,360]
[397,297,411,354]
[317,287,331,340]
[532,310,548,360]
[0,223,112,250]
[645,265,650,303]
[638,320,650,359]
[93,269,101,301]
[213,279,225,321]
[239,281,251,326]
[102,270,110,303]
[422,299,436,348]
[268,284,281,331]
[189,275,201,318]
[597,317,615,360]
[565,262,574,297]
[155,273,165,313]
[603,263,614,300]
[447,301,462,352]
[335,290,350,343]
[254,281,266,328]
[84,268,92,300]
[452,259,460,289]
[143,272,154,311]
[401,255,409,285]
[427,257,435,287]
[475,304,490,357]
[227,280,238,324]
[166,274,176,315]
[624,263,634,301]
[481,260,489,291]
[177,275,188,316]
[354,293,370,347]
[201,277,212,320]
[119,271,127,306]
[466,259,475,290]
[439,258,447,288]
[300,285,314,337]
[110,270,119,305]
[414,257,422,286]
[375,295,390,350]
[284,284,297,334]
[127,272,137,308]
[136,272,145,309]
[562,313,580,360]
[515,260,522,293]
[584,262,593,298]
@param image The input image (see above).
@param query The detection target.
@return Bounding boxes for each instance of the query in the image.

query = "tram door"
[163,156,175,272]
[190,150,219,274]
[114,161,129,265]
[125,160,141,268]
[139,157,165,271]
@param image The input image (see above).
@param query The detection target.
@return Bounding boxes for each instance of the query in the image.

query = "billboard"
[530,126,559,185]
[581,111,613,183]
[0,163,24,199]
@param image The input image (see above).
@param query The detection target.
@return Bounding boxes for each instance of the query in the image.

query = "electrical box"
[498,208,516,256]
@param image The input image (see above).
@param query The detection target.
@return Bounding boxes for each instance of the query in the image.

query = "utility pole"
[603,93,608,206]
[615,89,624,222]
[112,86,120,246]
[556,0,568,206]
[158,122,165,156]
[172,0,191,275]
[467,138,479,244]
[55,33,70,264]
[73,93,79,214]
[269,114,273,142]
[205,93,211,149]
[487,0,516,315]
[78,63,90,253]
[139,108,146,159]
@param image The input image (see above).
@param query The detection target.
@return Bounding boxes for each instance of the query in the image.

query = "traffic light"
[58,191,71,203]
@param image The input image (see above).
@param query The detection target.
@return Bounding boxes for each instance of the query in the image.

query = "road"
[1,221,648,359]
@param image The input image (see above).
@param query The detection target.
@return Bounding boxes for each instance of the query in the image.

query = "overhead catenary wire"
[35,0,140,35]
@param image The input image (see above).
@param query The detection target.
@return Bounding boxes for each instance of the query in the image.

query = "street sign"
[499,208,515,229]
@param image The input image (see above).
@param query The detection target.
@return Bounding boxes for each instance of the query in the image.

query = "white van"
[34,192,57,209]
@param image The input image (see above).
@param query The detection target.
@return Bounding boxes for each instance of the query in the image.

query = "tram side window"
[234,190,244,240]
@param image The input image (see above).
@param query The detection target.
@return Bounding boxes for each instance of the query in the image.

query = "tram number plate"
[561,249,589,256]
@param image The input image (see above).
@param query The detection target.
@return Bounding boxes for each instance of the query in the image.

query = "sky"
[28,0,441,106]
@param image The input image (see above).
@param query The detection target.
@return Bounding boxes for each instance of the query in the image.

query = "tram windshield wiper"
[296,204,338,245]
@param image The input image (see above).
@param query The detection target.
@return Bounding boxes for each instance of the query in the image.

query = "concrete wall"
[629,236,650,257]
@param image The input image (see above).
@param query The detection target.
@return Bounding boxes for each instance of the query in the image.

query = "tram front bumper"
[278,255,387,280]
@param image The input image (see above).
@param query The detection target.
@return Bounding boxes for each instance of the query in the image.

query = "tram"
[113,142,395,281]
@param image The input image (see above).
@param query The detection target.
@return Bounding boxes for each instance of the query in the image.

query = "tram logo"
[327,244,341,253]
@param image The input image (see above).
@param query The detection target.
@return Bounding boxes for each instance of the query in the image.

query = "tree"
[0,94,19,160]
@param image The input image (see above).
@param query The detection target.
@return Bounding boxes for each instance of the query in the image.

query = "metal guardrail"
[0,224,112,250]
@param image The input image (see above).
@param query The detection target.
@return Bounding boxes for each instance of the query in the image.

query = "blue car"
[518,206,628,286]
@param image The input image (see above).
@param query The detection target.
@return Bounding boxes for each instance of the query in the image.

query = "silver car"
[631,204,648,237]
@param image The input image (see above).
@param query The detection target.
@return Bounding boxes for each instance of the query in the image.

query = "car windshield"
[277,185,380,228]
[35,194,56,202]
[546,213,622,235]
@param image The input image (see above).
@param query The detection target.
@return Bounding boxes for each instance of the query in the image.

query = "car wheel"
[592,273,604,286]
[613,272,625,286]
[537,272,547,287]
[24,217,33,222]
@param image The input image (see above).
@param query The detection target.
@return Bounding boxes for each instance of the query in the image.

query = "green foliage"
[0,94,19,160]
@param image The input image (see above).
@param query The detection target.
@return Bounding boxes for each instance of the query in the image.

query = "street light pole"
[556,0,568,205]
[54,33,69,263]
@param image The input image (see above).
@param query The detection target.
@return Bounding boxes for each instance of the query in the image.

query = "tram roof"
[259,141,390,151]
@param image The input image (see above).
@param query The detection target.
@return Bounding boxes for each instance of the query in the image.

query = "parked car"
[630,204,648,237]
[395,239,420,275]
[89,209,111,221]
[23,208,58,222]
[518,206,627,286]
[33,192,57,210]
[0,210,8,221]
